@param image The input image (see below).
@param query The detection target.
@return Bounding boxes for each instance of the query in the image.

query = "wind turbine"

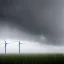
[18,41,22,54]
[13,40,22,53]
[4,40,8,54]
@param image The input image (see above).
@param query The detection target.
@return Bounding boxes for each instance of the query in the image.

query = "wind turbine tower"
[4,40,7,54]
[19,41,21,54]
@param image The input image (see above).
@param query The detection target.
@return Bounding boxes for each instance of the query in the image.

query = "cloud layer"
[0,0,64,45]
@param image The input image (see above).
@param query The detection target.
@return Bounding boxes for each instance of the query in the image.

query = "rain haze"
[0,0,64,53]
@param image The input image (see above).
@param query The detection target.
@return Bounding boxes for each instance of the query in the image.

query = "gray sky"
[0,0,64,53]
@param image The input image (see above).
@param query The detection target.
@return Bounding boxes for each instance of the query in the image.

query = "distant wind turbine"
[19,41,22,54]
[4,40,8,54]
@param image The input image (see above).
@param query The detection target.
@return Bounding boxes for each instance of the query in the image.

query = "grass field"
[0,53,64,64]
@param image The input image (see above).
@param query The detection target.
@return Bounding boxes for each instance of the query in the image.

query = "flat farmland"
[0,54,64,64]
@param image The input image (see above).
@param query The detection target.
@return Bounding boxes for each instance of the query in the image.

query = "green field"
[0,54,64,64]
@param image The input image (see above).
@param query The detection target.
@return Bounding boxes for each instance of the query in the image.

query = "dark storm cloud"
[0,0,64,45]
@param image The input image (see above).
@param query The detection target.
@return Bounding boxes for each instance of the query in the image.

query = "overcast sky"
[0,0,64,53]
